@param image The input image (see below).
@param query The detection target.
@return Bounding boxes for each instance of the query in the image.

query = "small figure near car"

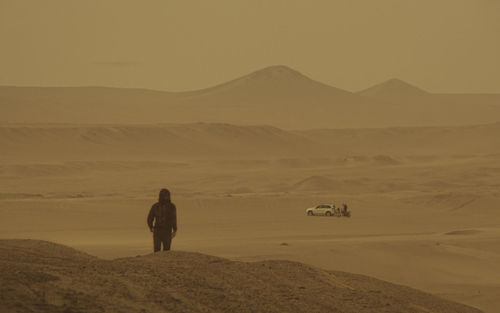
[342,203,348,215]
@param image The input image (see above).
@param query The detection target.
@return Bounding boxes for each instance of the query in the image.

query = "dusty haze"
[1,0,500,93]
[1,1,500,313]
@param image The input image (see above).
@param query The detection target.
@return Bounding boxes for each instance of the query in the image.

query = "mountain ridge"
[1,65,500,128]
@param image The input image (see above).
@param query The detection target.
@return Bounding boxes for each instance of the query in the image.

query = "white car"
[306,204,335,216]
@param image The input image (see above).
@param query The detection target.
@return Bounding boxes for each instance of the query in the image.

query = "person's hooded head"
[159,188,171,204]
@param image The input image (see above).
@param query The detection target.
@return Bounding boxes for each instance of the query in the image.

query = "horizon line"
[1,65,499,95]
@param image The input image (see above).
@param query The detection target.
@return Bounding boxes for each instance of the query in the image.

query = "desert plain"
[1,66,500,312]
[1,119,499,312]
[2,0,500,310]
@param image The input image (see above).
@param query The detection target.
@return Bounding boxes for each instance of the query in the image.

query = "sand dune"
[445,230,482,236]
[1,121,499,312]
[293,175,339,191]
[2,122,500,162]
[0,239,483,313]
[298,122,500,155]
[2,66,500,128]
[1,145,499,311]
[0,123,314,161]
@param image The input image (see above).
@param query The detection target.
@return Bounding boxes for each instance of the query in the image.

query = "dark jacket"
[147,202,177,232]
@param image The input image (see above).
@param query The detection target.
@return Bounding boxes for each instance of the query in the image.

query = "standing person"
[342,203,348,216]
[147,188,178,252]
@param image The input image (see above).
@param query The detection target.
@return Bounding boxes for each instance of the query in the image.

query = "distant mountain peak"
[246,65,308,81]
[357,78,429,100]
[382,78,428,92]
[185,64,352,99]
[253,65,302,74]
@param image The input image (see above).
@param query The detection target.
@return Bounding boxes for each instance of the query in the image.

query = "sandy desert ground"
[1,122,499,312]
[0,239,483,313]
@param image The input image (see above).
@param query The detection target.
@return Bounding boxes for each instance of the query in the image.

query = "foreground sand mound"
[0,240,482,313]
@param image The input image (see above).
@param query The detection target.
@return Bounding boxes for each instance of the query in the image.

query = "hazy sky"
[1,0,499,93]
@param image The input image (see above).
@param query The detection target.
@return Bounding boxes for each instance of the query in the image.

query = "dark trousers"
[153,228,172,252]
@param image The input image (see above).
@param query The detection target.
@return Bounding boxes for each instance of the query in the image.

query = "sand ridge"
[1,122,500,162]
[0,239,483,313]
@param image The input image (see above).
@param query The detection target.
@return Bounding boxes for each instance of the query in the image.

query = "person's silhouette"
[147,189,178,252]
